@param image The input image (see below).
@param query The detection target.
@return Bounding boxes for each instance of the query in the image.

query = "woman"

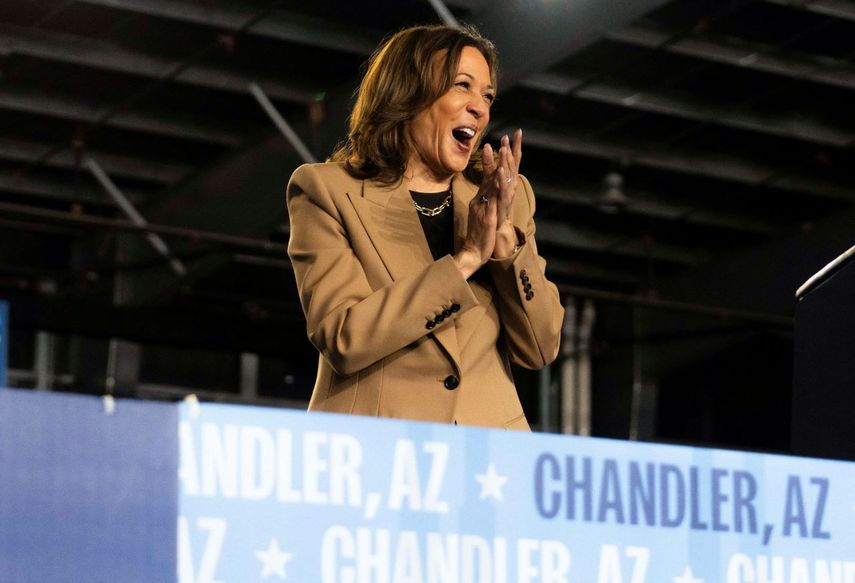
[286,24,563,430]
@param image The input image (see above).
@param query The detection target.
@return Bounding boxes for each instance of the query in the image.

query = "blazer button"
[435,314,445,323]
[442,308,452,317]
[426,320,436,330]
[520,269,527,278]
[521,274,530,283]
[523,283,532,292]
[525,291,534,301]
[443,375,460,390]
[451,303,461,312]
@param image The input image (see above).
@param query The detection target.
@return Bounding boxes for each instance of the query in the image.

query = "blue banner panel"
[0,301,7,388]
[0,389,178,583]
[179,404,855,583]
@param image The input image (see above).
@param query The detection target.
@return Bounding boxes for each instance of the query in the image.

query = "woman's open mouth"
[452,126,476,150]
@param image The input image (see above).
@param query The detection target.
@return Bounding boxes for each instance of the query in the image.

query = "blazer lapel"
[347,174,473,377]
[451,172,477,253]
[347,178,433,281]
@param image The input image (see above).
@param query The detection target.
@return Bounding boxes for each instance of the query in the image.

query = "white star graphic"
[255,539,293,580]
[673,565,704,583]
[475,463,508,501]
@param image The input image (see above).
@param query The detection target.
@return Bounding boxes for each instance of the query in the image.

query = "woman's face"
[405,46,494,184]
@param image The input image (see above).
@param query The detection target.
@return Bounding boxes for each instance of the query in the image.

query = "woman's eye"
[484,94,495,104]
[456,81,470,89]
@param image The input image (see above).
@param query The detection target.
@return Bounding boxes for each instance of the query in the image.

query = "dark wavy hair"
[329,24,498,185]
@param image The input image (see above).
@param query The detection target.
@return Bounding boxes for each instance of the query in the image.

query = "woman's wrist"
[453,248,483,280]
[492,223,519,259]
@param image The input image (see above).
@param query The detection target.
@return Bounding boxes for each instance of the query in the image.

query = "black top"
[410,190,455,261]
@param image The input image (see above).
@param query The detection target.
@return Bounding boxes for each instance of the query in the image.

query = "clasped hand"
[454,129,523,280]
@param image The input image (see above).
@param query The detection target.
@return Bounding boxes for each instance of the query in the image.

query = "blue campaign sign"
[0,300,7,388]
[0,389,178,583]
[178,403,855,583]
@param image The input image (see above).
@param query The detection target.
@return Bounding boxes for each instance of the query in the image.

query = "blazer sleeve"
[488,174,564,369]
[286,164,480,377]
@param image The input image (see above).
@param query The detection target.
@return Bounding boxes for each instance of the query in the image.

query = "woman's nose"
[467,98,486,119]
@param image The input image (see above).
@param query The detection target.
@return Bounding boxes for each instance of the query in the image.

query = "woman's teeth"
[453,127,475,141]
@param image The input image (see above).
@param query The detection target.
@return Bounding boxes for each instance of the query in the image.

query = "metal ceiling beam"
[86,156,187,276]
[250,83,318,163]
[0,200,281,252]
[0,171,147,206]
[75,0,380,56]
[545,257,644,286]
[0,23,317,103]
[439,0,496,11]
[427,0,460,27]
[764,0,855,21]
[523,73,854,147]
[77,0,492,51]
[509,127,855,201]
[474,0,672,86]
[0,88,243,146]
[533,181,774,235]
[518,72,588,95]
[0,217,78,238]
[537,220,704,266]
[609,22,855,93]
[560,283,793,326]
[0,138,191,184]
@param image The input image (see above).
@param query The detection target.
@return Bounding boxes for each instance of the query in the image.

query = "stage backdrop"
[0,389,177,583]
[179,403,855,583]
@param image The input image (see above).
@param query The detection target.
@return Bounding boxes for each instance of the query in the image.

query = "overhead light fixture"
[597,171,628,214]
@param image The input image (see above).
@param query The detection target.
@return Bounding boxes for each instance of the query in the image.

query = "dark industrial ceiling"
[1,0,854,398]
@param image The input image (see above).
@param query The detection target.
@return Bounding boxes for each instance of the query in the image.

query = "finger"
[498,164,512,206]
[495,164,506,191]
[487,185,499,226]
[498,163,515,222]
[504,133,519,182]
[502,135,514,174]
[512,128,523,172]
[497,166,509,205]
[482,143,496,176]
[500,142,512,185]
[492,166,505,219]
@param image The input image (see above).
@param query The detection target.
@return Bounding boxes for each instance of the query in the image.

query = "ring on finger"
[505,177,513,184]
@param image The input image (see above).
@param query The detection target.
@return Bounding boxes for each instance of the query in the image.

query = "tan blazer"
[286,162,564,430]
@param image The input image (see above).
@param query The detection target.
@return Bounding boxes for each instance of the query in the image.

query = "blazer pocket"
[349,359,385,416]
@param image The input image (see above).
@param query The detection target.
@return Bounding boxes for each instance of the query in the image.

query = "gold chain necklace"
[412,194,452,217]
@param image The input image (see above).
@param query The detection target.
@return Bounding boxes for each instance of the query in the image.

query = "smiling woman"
[285,24,564,429]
